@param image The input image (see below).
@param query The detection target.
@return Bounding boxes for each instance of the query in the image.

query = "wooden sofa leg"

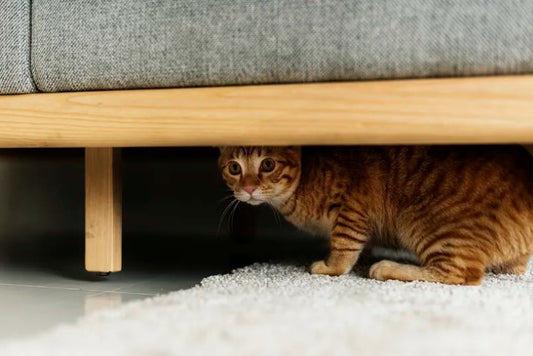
[85,148,122,273]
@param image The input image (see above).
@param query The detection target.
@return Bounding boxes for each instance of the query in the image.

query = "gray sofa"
[3,0,533,94]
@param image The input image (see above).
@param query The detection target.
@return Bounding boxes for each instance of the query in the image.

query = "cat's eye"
[228,161,242,175]
[260,158,276,172]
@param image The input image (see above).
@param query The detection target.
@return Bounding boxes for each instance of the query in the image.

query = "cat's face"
[218,147,301,206]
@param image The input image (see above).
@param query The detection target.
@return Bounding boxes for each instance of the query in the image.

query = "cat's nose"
[243,185,258,195]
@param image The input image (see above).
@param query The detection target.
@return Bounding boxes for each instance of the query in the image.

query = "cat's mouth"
[235,195,264,205]
[234,191,266,205]
[245,198,263,206]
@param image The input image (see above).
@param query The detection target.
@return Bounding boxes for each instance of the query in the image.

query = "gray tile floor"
[0,235,325,341]
[0,235,238,341]
[0,259,228,340]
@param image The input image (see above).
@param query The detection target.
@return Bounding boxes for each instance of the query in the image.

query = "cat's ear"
[217,146,226,154]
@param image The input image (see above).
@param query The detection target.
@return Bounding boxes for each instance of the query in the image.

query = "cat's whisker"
[216,199,239,239]
[267,203,282,226]
[217,195,235,205]
[228,201,241,233]
[276,208,284,225]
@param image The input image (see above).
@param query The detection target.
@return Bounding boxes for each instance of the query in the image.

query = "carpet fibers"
[2,262,533,356]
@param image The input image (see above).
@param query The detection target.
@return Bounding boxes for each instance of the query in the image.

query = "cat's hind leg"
[371,229,489,285]
[369,257,486,285]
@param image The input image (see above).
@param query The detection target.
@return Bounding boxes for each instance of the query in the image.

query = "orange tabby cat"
[218,146,533,285]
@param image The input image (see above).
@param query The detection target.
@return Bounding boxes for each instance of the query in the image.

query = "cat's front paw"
[309,260,345,276]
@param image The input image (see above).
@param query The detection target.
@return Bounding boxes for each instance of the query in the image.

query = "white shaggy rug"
[2,262,533,356]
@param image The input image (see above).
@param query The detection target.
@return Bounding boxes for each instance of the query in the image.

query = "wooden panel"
[1,75,533,147]
[85,148,122,272]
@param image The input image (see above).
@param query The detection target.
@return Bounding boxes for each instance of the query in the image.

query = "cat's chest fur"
[280,194,341,237]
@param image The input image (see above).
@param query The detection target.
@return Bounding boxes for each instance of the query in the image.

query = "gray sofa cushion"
[29,0,533,92]
[0,0,36,94]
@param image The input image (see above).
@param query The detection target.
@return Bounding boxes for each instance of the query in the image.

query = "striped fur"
[219,145,533,285]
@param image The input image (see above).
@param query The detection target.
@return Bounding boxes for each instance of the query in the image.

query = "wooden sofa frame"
[1,75,532,273]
